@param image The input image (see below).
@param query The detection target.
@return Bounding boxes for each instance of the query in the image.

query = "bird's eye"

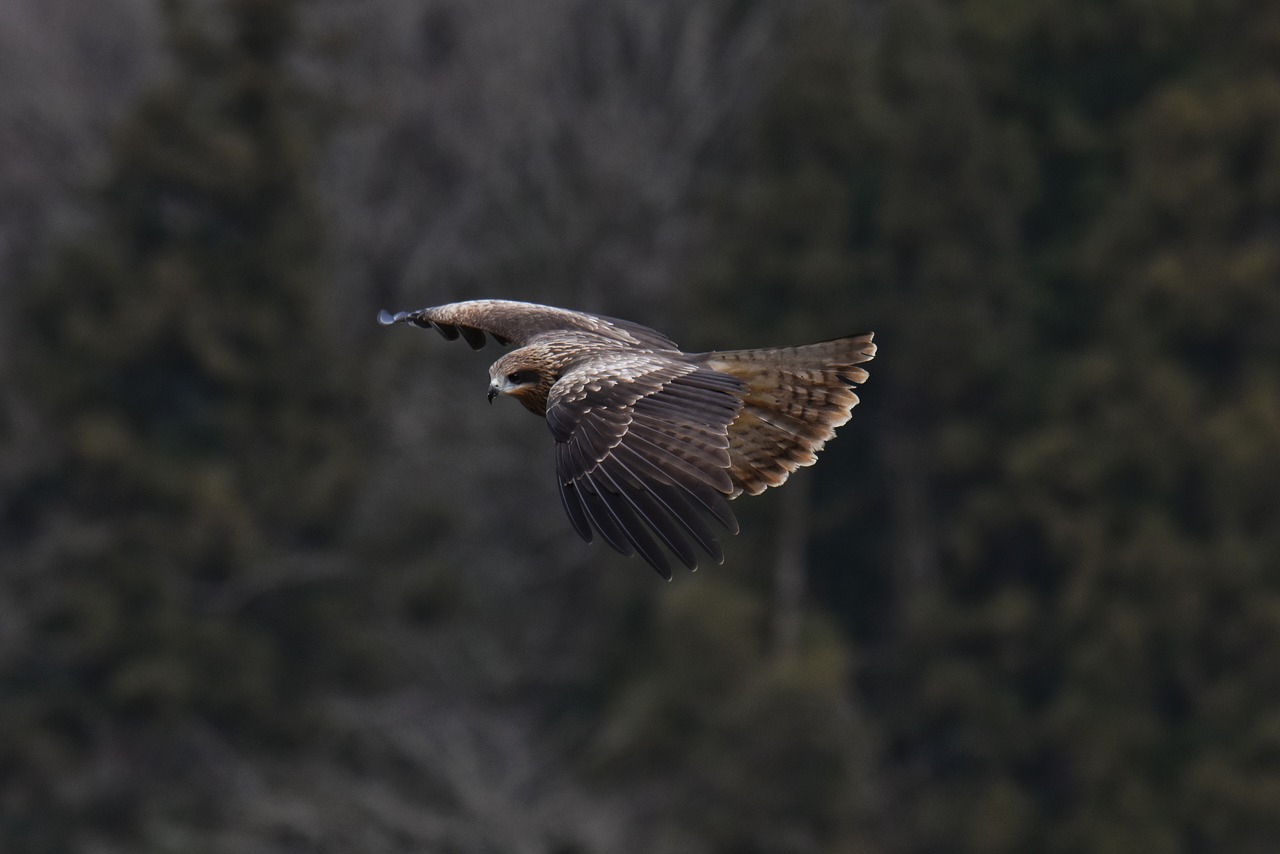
[507,371,530,384]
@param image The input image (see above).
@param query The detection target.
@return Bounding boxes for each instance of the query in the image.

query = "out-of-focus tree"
[824,3,1045,850]
[694,0,1035,611]
[693,0,1280,852]
[0,0,368,847]
[687,2,1038,849]
[310,0,784,322]
[0,0,161,355]
[882,1,1280,850]
[590,579,882,853]
[1009,15,1280,851]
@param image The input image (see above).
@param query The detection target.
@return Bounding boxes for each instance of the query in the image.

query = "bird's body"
[379,299,875,578]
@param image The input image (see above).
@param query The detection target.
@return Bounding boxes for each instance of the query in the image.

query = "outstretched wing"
[378,299,678,350]
[546,353,745,579]
[700,333,876,497]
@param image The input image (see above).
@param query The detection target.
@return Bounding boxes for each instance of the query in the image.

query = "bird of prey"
[379,300,875,578]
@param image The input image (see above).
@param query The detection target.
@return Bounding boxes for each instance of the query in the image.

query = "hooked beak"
[487,381,499,404]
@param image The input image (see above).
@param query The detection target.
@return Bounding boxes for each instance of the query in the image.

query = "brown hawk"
[379,300,875,578]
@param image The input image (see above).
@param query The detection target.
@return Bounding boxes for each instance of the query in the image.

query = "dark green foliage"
[690,0,1280,851]
[1,0,365,846]
[591,580,879,853]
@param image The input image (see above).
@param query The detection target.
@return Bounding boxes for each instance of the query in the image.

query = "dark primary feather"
[547,355,744,576]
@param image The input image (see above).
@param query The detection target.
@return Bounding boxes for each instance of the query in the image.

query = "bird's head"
[488,349,556,415]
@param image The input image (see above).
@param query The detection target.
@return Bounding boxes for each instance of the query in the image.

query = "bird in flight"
[379,300,875,578]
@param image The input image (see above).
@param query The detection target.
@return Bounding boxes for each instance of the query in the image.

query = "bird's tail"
[699,333,876,497]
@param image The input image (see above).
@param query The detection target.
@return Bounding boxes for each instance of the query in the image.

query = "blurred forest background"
[2,0,1279,851]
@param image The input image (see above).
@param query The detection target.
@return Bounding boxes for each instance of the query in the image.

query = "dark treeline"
[2,0,1278,852]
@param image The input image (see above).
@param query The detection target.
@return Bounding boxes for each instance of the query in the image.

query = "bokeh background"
[3,0,1279,851]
